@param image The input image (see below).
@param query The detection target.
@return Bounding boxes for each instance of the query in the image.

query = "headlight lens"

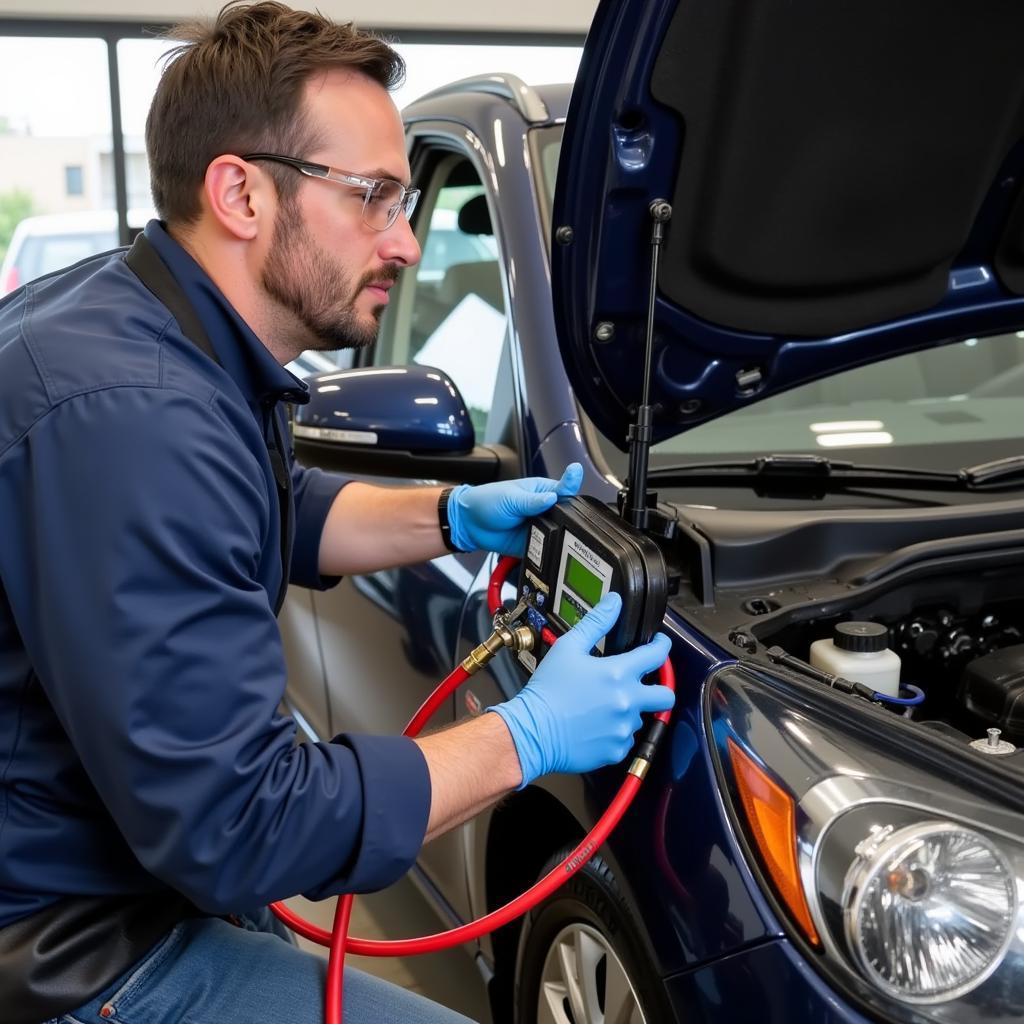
[843,821,1018,1002]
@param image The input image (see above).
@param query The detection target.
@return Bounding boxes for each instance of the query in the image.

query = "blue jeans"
[43,908,477,1024]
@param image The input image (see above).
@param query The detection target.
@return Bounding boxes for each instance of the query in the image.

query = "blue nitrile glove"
[488,592,675,788]
[447,463,583,556]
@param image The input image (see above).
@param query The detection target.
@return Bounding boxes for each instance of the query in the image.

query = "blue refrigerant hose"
[872,683,925,706]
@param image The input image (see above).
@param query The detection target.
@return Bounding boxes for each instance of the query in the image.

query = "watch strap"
[437,486,460,552]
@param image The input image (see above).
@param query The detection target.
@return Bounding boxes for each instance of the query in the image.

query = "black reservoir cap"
[834,621,889,653]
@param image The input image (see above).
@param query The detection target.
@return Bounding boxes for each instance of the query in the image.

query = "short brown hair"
[146,1,404,225]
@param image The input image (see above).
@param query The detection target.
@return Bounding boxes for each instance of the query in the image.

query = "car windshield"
[534,129,1024,481]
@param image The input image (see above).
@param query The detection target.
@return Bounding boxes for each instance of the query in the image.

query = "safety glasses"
[242,152,420,231]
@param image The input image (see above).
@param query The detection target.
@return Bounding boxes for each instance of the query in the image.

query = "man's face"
[259,70,420,350]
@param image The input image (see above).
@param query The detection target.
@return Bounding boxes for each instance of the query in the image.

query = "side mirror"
[292,364,515,483]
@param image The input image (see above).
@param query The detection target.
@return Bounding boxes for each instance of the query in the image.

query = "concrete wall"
[0,0,597,34]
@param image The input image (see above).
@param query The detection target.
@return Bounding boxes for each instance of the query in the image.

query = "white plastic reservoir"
[809,621,902,698]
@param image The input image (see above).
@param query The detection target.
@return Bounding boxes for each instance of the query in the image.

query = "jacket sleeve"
[9,385,430,911]
[288,458,351,590]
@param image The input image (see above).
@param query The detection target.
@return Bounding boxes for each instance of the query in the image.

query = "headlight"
[709,663,1024,1024]
[844,821,1017,1002]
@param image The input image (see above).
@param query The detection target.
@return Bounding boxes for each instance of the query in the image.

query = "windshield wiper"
[646,454,1015,494]
[958,455,1024,487]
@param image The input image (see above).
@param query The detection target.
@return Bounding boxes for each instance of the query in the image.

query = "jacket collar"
[144,220,309,406]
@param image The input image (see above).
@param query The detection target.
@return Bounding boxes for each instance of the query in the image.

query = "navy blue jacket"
[0,222,430,927]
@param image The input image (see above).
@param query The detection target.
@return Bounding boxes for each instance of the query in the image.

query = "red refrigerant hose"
[270,554,675,1024]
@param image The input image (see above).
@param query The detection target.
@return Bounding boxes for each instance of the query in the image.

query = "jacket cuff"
[303,734,430,897]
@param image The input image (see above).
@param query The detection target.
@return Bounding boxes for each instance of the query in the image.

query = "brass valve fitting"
[460,620,536,675]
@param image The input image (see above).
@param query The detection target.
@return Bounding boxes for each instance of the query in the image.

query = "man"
[0,4,674,1023]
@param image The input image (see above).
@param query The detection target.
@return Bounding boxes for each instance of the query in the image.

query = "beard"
[260,196,399,351]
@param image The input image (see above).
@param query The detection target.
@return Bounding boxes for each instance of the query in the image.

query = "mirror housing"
[292,364,516,483]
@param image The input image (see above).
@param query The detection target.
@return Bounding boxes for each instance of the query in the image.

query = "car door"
[283,135,520,916]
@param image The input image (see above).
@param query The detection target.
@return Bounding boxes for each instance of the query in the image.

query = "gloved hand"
[446,463,583,556]
[488,592,674,787]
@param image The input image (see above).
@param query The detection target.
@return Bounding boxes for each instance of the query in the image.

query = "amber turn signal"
[727,738,820,946]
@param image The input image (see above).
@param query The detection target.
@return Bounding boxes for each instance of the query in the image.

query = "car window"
[418,227,496,278]
[17,232,117,281]
[375,154,507,440]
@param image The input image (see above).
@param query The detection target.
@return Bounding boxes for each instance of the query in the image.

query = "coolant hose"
[270,554,675,1024]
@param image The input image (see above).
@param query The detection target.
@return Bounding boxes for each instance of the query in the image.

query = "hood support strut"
[624,199,673,529]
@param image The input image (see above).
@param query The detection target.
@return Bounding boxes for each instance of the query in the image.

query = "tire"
[513,847,674,1024]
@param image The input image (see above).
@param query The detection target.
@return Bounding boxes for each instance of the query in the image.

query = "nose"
[378,210,421,267]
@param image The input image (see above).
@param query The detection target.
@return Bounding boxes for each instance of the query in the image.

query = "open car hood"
[551,0,1024,450]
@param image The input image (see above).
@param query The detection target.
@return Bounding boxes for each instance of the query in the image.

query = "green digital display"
[559,594,583,627]
[564,553,603,607]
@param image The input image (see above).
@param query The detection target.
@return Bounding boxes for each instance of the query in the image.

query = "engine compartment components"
[749,600,1024,752]
[809,621,902,697]
[893,609,1023,670]
[960,644,1024,739]
[969,728,1017,756]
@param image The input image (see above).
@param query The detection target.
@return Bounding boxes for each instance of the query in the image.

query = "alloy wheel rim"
[537,921,647,1024]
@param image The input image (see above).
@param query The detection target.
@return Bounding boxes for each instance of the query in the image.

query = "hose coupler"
[629,718,668,778]
[460,623,535,675]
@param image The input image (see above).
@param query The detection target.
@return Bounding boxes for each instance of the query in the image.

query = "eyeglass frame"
[241,152,420,231]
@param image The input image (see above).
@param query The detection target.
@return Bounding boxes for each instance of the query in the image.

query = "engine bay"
[661,495,1024,758]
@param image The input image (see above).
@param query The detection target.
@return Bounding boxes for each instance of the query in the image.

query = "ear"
[202,155,270,241]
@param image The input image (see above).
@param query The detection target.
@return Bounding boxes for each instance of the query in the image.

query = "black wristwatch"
[437,486,460,552]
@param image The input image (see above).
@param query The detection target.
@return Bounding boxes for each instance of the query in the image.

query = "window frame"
[370,138,510,442]
[359,126,525,466]
[0,18,164,246]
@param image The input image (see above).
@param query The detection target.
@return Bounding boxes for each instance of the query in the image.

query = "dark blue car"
[282,1,1024,1021]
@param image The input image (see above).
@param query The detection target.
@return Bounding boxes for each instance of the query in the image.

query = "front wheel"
[513,847,672,1024]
